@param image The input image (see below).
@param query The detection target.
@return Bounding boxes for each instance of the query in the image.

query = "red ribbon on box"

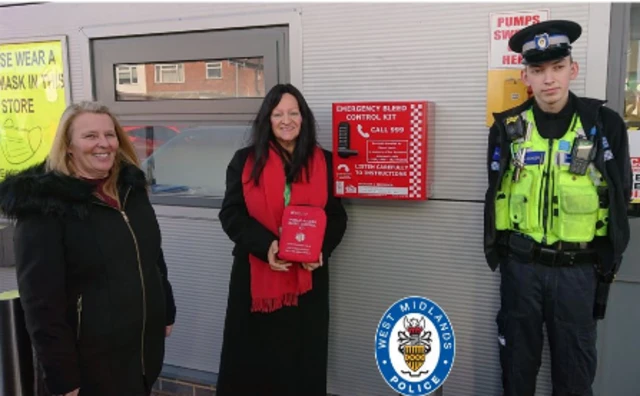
[278,205,327,263]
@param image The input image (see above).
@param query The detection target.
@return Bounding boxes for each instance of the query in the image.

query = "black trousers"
[497,254,598,396]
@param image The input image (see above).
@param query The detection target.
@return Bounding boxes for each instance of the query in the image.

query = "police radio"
[337,122,358,158]
[569,135,597,176]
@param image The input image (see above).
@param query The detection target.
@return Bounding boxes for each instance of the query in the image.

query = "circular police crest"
[535,33,550,50]
[375,296,455,396]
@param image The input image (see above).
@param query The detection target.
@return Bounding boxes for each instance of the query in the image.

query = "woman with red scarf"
[216,84,348,395]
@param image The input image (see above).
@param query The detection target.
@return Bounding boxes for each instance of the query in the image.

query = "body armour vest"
[495,107,609,245]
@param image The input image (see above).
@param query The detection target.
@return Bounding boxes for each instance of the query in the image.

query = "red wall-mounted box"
[332,101,434,200]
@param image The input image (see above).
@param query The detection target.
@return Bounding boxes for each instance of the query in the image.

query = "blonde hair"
[46,101,141,205]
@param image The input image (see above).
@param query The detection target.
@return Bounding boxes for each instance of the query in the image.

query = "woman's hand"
[165,325,173,337]
[63,389,80,396]
[301,253,323,272]
[267,240,292,271]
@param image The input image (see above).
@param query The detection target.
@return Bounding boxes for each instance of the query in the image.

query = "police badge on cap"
[509,20,582,65]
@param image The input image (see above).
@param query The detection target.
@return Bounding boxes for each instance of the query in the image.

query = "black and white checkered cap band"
[522,34,570,52]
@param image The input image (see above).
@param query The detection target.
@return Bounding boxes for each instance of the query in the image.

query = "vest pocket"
[495,170,512,230]
[509,169,541,233]
[554,180,599,242]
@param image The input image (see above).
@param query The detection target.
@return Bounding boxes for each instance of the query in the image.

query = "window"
[128,124,250,201]
[94,27,285,116]
[114,58,265,101]
[93,26,288,207]
[116,65,138,85]
[123,125,181,161]
[206,62,222,79]
[154,64,184,84]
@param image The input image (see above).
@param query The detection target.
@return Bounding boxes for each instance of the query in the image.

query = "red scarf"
[242,145,328,313]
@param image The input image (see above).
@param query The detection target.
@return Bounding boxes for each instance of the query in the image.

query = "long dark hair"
[248,83,319,185]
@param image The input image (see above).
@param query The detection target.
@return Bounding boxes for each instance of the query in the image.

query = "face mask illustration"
[0,119,43,165]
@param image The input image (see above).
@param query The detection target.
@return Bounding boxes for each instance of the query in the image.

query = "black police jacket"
[484,92,632,279]
[0,162,177,395]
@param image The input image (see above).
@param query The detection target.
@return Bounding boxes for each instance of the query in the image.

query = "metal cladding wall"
[0,268,16,291]
[0,3,600,395]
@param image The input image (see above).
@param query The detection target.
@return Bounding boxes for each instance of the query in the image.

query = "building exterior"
[116,59,264,101]
[0,2,638,395]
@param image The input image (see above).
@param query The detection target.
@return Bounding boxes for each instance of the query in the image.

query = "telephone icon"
[357,124,370,139]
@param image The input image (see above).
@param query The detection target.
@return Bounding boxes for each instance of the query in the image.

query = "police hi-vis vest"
[495,108,609,245]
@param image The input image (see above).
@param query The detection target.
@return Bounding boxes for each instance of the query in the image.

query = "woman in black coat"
[216,84,348,396]
[0,101,177,396]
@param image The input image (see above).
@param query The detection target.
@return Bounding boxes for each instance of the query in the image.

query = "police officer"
[484,20,632,396]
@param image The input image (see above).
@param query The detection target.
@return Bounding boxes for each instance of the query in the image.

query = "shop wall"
[0,3,598,395]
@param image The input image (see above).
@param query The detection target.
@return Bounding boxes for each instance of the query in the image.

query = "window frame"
[116,65,139,85]
[89,23,291,208]
[154,63,185,84]
[92,26,287,118]
[205,62,223,80]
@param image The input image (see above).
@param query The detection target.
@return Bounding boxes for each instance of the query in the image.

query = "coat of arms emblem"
[398,316,432,376]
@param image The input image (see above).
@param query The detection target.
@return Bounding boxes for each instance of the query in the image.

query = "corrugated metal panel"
[155,214,232,372]
[0,268,17,292]
[0,3,594,396]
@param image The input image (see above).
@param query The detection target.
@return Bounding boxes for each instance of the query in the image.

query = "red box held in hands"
[278,205,327,263]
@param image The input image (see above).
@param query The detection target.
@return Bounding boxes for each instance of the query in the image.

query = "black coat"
[215,147,348,396]
[484,92,632,278]
[0,162,177,396]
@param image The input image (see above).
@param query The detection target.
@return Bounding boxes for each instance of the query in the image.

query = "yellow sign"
[486,10,550,127]
[486,69,530,127]
[0,39,67,180]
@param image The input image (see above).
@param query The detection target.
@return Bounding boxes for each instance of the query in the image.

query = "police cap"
[509,20,582,65]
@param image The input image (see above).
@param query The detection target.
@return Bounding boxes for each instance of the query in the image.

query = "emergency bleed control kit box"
[278,205,326,263]
[331,101,434,201]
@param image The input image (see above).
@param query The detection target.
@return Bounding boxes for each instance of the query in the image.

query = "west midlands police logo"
[375,296,455,396]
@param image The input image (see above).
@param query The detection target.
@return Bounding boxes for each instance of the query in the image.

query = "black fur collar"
[0,161,147,219]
